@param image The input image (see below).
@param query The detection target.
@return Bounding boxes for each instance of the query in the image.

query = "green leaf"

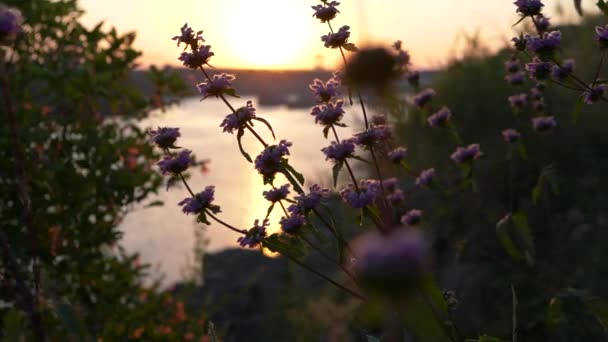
[224,88,240,98]
[265,203,275,219]
[598,0,608,15]
[517,142,528,160]
[144,200,164,208]
[496,219,524,261]
[282,160,305,185]
[332,162,343,187]
[323,125,331,139]
[342,43,358,52]
[237,129,253,163]
[2,309,24,342]
[572,96,584,123]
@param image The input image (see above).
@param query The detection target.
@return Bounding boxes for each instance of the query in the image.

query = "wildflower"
[406,70,420,87]
[309,76,341,102]
[311,1,340,23]
[157,150,193,175]
[596,25,608,48]
[178,45,214,69]
[280,214,306,234]
[525,57,552,80]
[349,229,430,294]
[237,219,268,248]
[526,31,561,57]
[508,93,528,109]
[321,139,355,162]
[451,144,482,164]
[388,147,407,164]
[197,73,236,99]
[254,140,292,182]
[321,25,350,49]
[506,72,526,86]
[530,86,543,100]
[534,15,550,32]
[427,107,452,127]
[0,5,22,43]
[178,186,221,215]
[415,168,435,187]
[401,209,423,226]
[582,84,607,104]
[387,189,405,205]
[502,129,521,143]
[340,179,380,208]
[353,125,392,147]
[288,184,330,214]
[382,178,399,193]
[310,100,345,127]
[551,59,575,80]
[512,36,527,51]
[220,101,257,133]
[531,116,556,131]
[413,88,436,108]
[263,184,290,203]
[172,23,203,48]
[371,114,387,126]
[505,59,521,73]
[533,99,545,112]
[150,127,181,149]
[514,0,544,17]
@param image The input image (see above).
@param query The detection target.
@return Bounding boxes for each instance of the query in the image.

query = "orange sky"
[80,0,590,70]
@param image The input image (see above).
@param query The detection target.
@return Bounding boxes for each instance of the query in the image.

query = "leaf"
[224,88,240,98]
[253,117,276,140]
[351,155,371,163]
[282,160,305,185]
[55,301,92,342]
[2,309,24,342]
[574,0,584,15]
[517,142,528,160]
[512,211,535,266]
[323,125,331,139]
[332,162,343,187]
[599,0,608,15]
[265,203,275,219]
[572,96,584,123]
[144,200,164,208]
[496,220,524,261]
[263,233,307,258]
[237,129,252,163]
[342,43,358,52]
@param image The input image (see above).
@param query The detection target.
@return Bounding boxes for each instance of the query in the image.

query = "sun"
[221,0,314,69]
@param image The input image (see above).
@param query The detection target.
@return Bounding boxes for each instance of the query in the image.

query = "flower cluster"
[451,144,482,164]
[178,45,214,69]
[388,146,407,164]
[263,184,290,203]
[525,31,561,57]
[309,76,341,103]
[321,25,351,49]
[310,100,345,127]
[525,57,552,81]
[583,84,607,104]
[340,179,380,208]
[0,5,22,43]
[172,23,204,48]
[531,116,556,132]
[383,178,405,205]
[596,25,608,48]
[280,214,306,234]
[288,184,330,214]
[551,59,575,81]
[415,168,435,187]
[502,129,521,143]
[157,150,193,175]
[220,101,257,133]
[150,127,181,149]
[311,1,340,23]
[254,140,292,182]
[322,139,355,162]
[427,107,452,127]
[237,219,269,248]
[197,73,236,99]
[514,0,544,17]
[508,93,528,109]
[353,125,392,147]
[413,88,436,108]
[401,209,423,226]
[178,186,221,215]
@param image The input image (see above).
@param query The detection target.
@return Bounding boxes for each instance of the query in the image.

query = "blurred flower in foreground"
[349,229,430,294]
[531,116,556,132]
[344,47,402,90]
[582,84,607,104]
[0,4,23,44]
[451,144,482,164]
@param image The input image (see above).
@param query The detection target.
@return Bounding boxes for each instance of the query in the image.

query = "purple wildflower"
[197,73,236,99]
[321,25,350,49]
[178,45,214,69]
[310,100,345,126]
[551,59,575,80]
[407,70,420,87]
[321,139,355,162]
[388,146,407,164]
[340,179,380,208]
[254,140,292,181]
[349,229,429,293]
[353,125,393,147]
[505,59,521,73]
[450,144,482,164]
[382,178,399,193]
[506,72,526,86]
[427,107,452,127]
[371,114,387,126]
[400,209,423,226]
[525,57,552,81]
[596,25,608,48]
[533,99,545,112]
[514,0,544,17]
[237,219,269,248]
[502,129,521,143]
[0,5,22,42]
[415,168,435,187]
[220,101,257,133]
[309,76,341,102]
[289,184,330,214]
[387,189,405,205]
[172,23,204,48]
[534,15,550,32]
[582,84,607,104]
[150,127,181,149]
[311,1,340,22]
[512,36,527,51]
[413,88,436,108]
[531,116,557,131]
[280,214,306,234]
[178,186,221,215]
[508,93,528,109]
[530,86,543,100]
[526,31,561,56]
[263,184,290,203]
[157,150,193,175]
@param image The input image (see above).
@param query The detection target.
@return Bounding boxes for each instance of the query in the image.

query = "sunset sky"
[80,0,592,70]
